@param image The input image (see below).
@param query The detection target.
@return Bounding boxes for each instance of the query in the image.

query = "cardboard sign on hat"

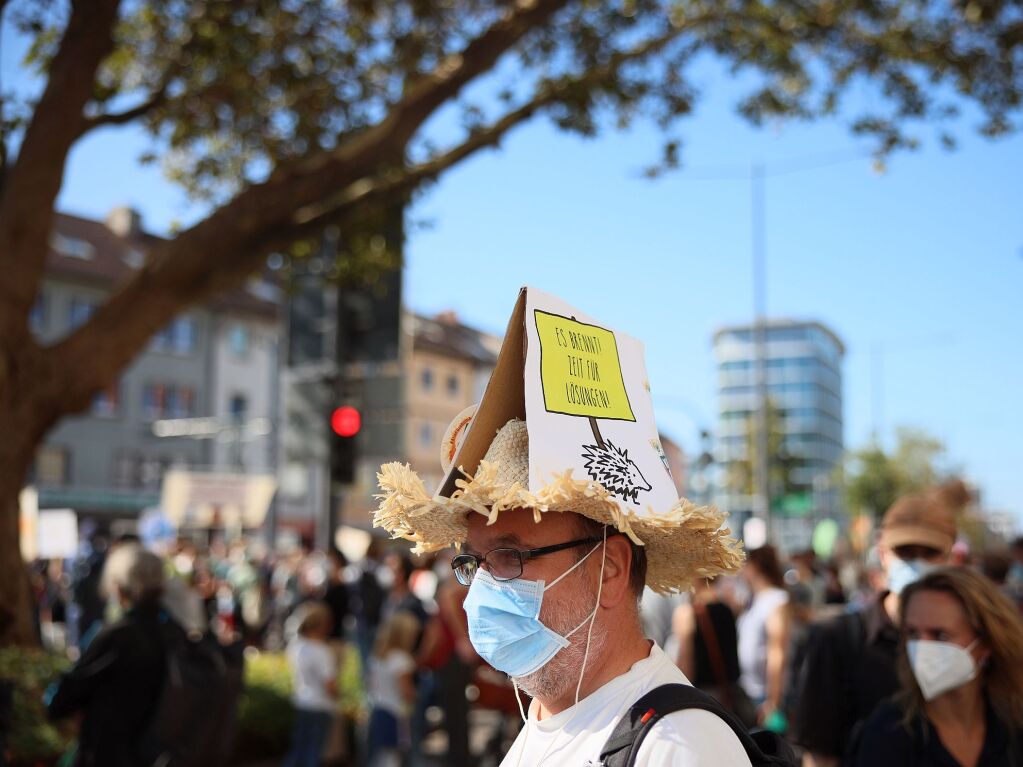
[524,287,677,515]
[435,287,671,508]
[375,286,743,593]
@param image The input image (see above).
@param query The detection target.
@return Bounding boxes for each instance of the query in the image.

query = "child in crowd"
[284,601,337,767]
[367,611,419,767]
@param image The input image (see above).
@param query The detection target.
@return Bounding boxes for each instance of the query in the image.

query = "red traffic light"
[331,406,361,437]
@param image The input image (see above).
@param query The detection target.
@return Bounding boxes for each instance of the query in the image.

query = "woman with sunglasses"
[853,566,1023,767]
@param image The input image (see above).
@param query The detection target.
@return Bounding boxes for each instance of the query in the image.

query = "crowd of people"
[20,482,1023,767]
[24,530,523,766]
[641,484,1023,766]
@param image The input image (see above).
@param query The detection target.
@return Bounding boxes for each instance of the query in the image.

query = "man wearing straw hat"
[375,288,756,765]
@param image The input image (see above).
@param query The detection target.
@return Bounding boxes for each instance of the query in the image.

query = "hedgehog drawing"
[581,440,652,505]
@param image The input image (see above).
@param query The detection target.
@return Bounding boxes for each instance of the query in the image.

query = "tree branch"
[381,0,573,149]
[47,0,575,405]
[78,89,167,137]
[76,46,195,140]
[289,26,692,231]
[0,0,121,339]
[282,0,573,179]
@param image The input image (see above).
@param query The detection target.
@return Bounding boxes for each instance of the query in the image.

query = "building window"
[51,233,95,260]
[229,394,248,422]
[447,374,459,398]
[421,368,433,391]
[113,450,140,488]
[166,386,195,419]
[173,318,196,353]
[419,421,432,448]
[228,324,249,357]
[35,446,69,485]
[92,383,120,417]
[143,384,165,419]
[144,383,193,419]
[123,248,145,269]
[30,293,46,333]
[152,316,197,354]
[140,456,169,489]
[68,297,96,330]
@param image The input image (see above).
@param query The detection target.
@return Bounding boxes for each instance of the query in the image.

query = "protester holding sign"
[375,288,794,766]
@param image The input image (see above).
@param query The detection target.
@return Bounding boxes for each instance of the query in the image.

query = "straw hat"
[375,416,744,594]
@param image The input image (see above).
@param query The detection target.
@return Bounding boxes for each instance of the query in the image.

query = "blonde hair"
[897,566,1023,729]
[296,601,333,638]
[372,610,420,659]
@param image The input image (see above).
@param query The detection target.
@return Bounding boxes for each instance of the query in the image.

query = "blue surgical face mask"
[887,556,937,595]
[463,542,601,678]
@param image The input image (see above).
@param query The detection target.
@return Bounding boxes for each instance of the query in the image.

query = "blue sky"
[5,25,1022,522]
[399,104,1023,523]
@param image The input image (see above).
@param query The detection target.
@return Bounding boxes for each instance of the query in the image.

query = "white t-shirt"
[737,587,789,701]
[367,649,416,716]
[287,636,337,712]
[500,643,751,766]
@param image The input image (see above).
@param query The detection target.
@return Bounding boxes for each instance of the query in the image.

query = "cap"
[880,493,957,554]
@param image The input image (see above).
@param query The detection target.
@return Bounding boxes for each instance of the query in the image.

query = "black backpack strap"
[599,683,772,767]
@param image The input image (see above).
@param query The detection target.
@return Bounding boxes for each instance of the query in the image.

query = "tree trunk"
[0,410,43,646]
[0,334,65,646]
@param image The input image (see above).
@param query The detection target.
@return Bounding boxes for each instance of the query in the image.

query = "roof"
[47,212,279,321]
[412,312,500,366]
[712,318,845,355]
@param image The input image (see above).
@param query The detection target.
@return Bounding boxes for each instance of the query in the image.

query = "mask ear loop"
[547,539,603,591]
[574,524,608,705]
[512,679,528,724]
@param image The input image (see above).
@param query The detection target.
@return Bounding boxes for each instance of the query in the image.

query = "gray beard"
[510,578,605,703]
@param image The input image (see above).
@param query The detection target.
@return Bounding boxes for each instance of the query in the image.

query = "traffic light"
[331,405,361,438]
[329,405,361,484]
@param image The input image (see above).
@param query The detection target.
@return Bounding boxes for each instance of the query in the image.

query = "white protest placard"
[523,287,679,517]
[37,509,79,560]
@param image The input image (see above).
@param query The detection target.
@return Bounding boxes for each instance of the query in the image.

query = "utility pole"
[751,162,771,543]
[871,342,884,442]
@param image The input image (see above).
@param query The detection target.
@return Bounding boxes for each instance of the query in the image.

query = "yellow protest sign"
[534,310,636,422]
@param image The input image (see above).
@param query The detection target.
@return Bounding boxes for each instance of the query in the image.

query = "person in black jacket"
[47,544,171,767]
[853,567,1023,767]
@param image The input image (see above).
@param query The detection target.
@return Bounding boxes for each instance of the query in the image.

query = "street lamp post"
[751,163,771,543]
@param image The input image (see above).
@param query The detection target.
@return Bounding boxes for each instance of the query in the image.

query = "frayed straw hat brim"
[375,460,744,594]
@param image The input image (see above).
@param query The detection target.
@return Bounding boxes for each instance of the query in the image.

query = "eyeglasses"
[451,535,610,586]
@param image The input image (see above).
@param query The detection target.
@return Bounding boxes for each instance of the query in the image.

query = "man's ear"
[597,534,634,609]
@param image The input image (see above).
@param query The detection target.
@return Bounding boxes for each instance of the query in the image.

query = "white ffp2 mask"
[907,638,980,701]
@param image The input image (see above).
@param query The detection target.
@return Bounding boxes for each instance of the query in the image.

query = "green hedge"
[0,647,73,766]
